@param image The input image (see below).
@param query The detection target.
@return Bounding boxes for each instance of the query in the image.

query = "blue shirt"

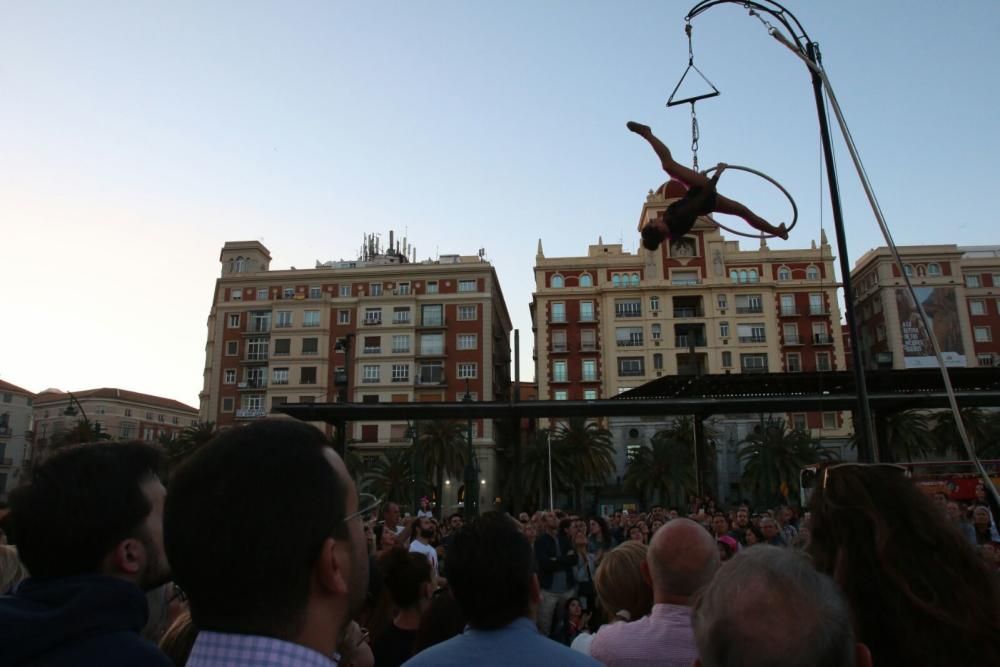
[187,631,338,667]
[403,617,599,667]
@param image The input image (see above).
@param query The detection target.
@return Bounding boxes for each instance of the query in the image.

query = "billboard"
[896,287,966,368]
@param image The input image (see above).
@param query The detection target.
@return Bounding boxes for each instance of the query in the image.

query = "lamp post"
[684,0,875,462]
[409,421,422,515]
[546,429,554,511]
[334,334,355,458]
[62,391,90,423]
[462,381,478,520]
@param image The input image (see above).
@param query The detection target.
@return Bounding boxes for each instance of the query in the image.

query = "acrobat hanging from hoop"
[628,121,789,250]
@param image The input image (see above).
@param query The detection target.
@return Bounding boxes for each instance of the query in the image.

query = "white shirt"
[409,538,438,573]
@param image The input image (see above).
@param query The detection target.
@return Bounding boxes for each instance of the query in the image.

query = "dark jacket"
[535,531,577,591]
[0,574,172,666]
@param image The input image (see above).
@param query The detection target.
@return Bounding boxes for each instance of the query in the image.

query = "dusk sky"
[3,1,997,407]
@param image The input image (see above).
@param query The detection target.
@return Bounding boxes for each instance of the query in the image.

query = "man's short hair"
[445,512,533,629]
[164,419,349,638]
[9,442,164,579]
[692,546,855,667]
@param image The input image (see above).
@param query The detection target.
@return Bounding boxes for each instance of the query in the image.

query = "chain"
[690,102,700,171]
[685,21,694,65]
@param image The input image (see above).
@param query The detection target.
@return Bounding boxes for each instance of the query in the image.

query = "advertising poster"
[895,287,966,368]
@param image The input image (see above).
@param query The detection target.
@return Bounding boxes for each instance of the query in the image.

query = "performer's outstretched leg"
[714,194,789,239]
[627,121,709,188]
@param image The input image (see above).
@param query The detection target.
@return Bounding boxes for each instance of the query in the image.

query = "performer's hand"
[716,162,729,174]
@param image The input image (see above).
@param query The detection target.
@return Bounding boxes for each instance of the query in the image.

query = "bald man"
[590,518,719,666]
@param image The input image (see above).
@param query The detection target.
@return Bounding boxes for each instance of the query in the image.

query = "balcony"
[615,310,642,318]
[235,408,267,419]
[736,306,764,314]
[416,347,447,358]
[742,366,769,374]
[418,317,447,328]
[363,346,382,354]
[809,307,829,316]
[671,278,702,286]
[551,343,569,353]
[333,372,348,386]
[779,307,800,317]
[416,372,446,385]
[237,379,268,390]
[243,325,271,335]
[242,353,269,364]
[581,374,599,382]
[391,376,412,384]
[0,425,10,437]
[675,336,707,348]
[364,318,383,326]
[813,334,834,345]
[616,339,644,347]
[618,369,645,377]
[580,344,598,352]
[392,316,412,325]
[673,308,704,318]
[784,335,803,345]
[738,336,767,344]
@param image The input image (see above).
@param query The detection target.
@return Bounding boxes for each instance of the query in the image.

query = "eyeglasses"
[344,493,383,524]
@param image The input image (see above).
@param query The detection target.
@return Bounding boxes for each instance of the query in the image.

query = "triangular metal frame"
[666,61,720,107]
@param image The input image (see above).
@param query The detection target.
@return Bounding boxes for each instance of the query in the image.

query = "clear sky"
[3,1,998,408]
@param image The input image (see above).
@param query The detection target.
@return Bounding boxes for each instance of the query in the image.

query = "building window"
[977,353,995,367]
[270,396,289,410]
[553,360,568,382]
[226,341,239,356]
[421,304,444,326]
[551,302,566,323]
[554,390,568,401]
[224,369,236,384]
[363,336,382,354]
[876,324,886,341]
[301,338,318,354]
[806,265,820,280]
[651,323,662,340]
[903,265,914,277]
[298,310,316,327]
[971,300,986,316]
[392,282,409,295]
[653,353,663,370]
[618,357,644,377]
[276,311,293,328]
[419,333,444,355]
[457,334,477,350]
[722,351,732,367]
[222,398,234,412]
[717,295,728,310]
[672,271,699,286]
[735,294,763,314]
[816,352,832,372]
[391,335,411,353]
[551,330,568,352]
[778,266,791,281]
[615,299,642,318]
[616,326,644,347]
[740,353,768,372]
[975,326,992,342]
[737,324,766,344]
[783,323,800,345]
[457,305,477,321]
[300,367,317,384]
[391,364,410,381]
[457,363,477,379]
[231,289,242,301]
[580,329,596,351]
[809,293,825,315]
[580,274,593,287]
[339,285,351,297]
[927,263,941,276]
[582,359,597,381]
[792,414,808,431]
[228,313,240,328]
[584,389,597,400]
[272,368,289,385]
[426,281,439,294]
[580,301,595,322]
[786,352,802,372]
[362,365,380,383]
[966,274,981,288]
[370,282,383,296]
[393,307,411,324]
[365,308,382,325]
[246,338,268,361]
[630,273,640,287]
[337,310,350,324]
[458,279,476,292]
[649,296,661,313]
[309,286,322,299]
[550,274,565,288]
[273,338,290,355]
[719,321,729,338]
[256,288,268,300]
[823,412,838,429]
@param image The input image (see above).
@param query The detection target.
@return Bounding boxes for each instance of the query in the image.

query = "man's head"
[692,546,867,667]
[9,442,169,589]
[712,514,730,536]
[383,502,401,527]
[164,419,367,643]
[417,516,435,541]
[760,517,779,540]
[445,512,535,629]
[735,508,749,528]
[643,518,719,605]
[449,513,463,532]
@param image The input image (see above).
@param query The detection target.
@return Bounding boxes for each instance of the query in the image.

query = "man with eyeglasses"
[164,419,373,666]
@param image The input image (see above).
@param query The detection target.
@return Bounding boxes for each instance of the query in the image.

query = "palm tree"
[876,410,937,462]
[50,418,112,449]
[164,421,218,467]
[365,448,413,506]
[515,429,574,510]
[343,445,366,481]
[551,417,616,513]
[624,418,697,507]
[739,417,838,507]
[933,408,994,459]
[417,420,468,512]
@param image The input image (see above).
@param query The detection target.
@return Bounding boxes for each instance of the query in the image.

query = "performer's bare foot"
[777,223,789,240]
[627,121,651,136]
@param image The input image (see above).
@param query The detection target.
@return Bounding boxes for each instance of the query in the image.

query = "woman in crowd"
[551,598,590,646]
[809,464,1000,666]
[587,516,614,562]
[627,526,645,544]
[716,535,738,563]
[973,505,1000,545]
[571,529,598,615]
[744,524,765,547]
[570,541,654,656]
[413,589,467,654]
[370,549,434,667]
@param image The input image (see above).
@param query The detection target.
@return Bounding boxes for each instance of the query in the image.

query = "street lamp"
[546,429,554,511]
[333,334,355,457]
[462,381,478,520]
[408,421,422,515]
[62,391,90,423]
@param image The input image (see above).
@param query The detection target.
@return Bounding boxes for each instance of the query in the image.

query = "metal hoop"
[699,164,798,239]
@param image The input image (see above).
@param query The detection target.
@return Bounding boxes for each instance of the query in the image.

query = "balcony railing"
[244,353,269,362]
[235,408,267,418]
[616,339,644,347]
[363,346,382,354]
[736,306,764,314]
[245,325,271,334]
[813,334,834,344]
[419,317,447,328]
[552,343,569,352]
[580,344,597,352]
[675,336,707,348]
[364,318,383,326]
[784,335,803,345]
[779,307,799,317]
[581,374,598,382]
[416,370,446,385]
[238,379,268,389]
[742,366,769,374]
[738,336,767,344]
[673,308,704,318]
[618,369,645,377]
[615,310,642,318]
[672,278,702,286]
[809,307,829,315]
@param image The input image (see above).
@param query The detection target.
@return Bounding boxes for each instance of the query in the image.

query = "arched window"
[904,265,914,277]
[748,269,759,283]
[928,263,941,276]
[630,273,640,287]
[551,274,564,288]
[739,270,748,284]
[579,273,593,287]
[806,265,820,280]
[234,256,246,273]
[612,274,622,288]
[730,270,739,282]
[778,267,791,281]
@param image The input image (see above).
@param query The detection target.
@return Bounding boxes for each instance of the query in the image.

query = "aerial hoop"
[700,164,798,239]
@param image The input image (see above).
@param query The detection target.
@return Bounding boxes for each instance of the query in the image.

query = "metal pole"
[412,421,422,515]
[806,41,875,462]
[547,430,554,511]
[463,384,478,520]
[512,330,521,514]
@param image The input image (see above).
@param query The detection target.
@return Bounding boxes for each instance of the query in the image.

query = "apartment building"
[851,245,1000,369]
[200,238,513,508]
[0,380,35,501]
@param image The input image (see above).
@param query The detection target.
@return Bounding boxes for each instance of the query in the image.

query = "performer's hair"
[641,224,662,251]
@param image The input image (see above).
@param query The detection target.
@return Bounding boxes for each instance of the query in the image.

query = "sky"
[2,1,998,408]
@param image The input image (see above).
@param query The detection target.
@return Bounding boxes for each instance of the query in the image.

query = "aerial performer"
[627,121,789,250]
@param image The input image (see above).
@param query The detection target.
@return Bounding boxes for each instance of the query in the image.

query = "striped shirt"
[186,631,338,667]
[589,603,698,667]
